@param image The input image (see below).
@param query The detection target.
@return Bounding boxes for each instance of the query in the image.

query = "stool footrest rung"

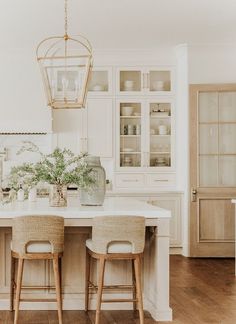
[21,285,56,290]
[101,298,138,303]
[20,298,57,302]
[89,281,134,291]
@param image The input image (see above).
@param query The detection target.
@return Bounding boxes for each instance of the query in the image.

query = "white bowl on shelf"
[152,81,165,91]
[122,148,135,152]
[91,84,104,91]
[121,106,134,116]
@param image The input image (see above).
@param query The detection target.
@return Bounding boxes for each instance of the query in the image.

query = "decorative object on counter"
[0,187,3,202]
[17,185,24,202]
[36,0,92,109]
[28,186,37,202]
[79,156,106,206]
[5,141,94,206]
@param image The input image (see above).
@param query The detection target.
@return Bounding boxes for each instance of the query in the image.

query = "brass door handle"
[191,188,197,202]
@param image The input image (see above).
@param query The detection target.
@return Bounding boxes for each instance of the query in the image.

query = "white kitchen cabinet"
[116,66,173,96]
[116,98,175,171]
[109,192,182,249]
[52,98,113,158]
[0,48,52,133]
[148,194,182,247]
[83,98,113,157]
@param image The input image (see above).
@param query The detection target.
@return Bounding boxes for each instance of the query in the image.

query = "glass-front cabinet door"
[147,99,173,169]
[117,99,144,170]
[116,67,172,96]
[116,99,174,171]
[88,67,113,96]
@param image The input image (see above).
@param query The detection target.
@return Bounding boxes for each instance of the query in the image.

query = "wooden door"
[190,84,236,257]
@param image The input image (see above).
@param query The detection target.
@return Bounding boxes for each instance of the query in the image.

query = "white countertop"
[0,197,171,220]
[231,199,236,204]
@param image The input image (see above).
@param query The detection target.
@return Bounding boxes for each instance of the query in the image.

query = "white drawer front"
[116,174,145,188]
[146,173,175,186]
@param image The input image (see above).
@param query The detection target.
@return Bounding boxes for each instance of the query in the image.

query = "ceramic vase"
[80,156,106,206]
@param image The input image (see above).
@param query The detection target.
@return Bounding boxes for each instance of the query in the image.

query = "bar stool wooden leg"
[53,255,63,324]
[95,257,106,324]
[58,257,63,311]
[85,248,91,312]
[134,255,144,324]
[132,259,137,311]
[10,254,15,311]
[14,258,24,324]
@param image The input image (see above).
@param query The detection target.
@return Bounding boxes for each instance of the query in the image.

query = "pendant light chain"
[64,0,68,38]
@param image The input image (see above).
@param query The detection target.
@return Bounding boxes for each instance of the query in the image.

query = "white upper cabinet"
[52,98,113,158]
[116,66,173,96]
[0,48,52,133]
[88,67,113,97]
[83,98,113,158]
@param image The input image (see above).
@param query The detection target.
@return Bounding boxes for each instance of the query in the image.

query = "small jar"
[17,185,24,201]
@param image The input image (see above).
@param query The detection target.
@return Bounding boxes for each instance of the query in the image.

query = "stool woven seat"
[85,215,145,324]
[10,215,64,324]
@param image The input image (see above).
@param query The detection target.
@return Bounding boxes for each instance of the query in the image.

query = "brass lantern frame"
[36,0,93,109]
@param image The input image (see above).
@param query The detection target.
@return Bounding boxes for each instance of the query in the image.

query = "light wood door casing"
[190,84,236,257]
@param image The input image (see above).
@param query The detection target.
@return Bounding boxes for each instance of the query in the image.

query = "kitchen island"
[0,196,172,321]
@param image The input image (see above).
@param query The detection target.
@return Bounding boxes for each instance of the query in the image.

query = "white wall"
[175,44,189,256]
[0,48,51,132]
[189,44,236,84]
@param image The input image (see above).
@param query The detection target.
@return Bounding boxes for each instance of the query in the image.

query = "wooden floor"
[0,255,235,323]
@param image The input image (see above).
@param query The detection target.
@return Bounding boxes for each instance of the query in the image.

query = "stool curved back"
[12,215,64,256]
[91,215,145,254]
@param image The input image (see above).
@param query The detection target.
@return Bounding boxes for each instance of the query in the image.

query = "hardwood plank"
[1,256,236,323]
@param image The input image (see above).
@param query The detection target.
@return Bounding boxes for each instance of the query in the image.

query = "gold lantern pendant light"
[36,0,93,109]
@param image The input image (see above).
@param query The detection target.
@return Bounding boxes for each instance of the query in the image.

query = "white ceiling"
[0,0,236,49]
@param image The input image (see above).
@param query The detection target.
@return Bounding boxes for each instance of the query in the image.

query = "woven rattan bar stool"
[85,216,145,324]
[10,215,64,324]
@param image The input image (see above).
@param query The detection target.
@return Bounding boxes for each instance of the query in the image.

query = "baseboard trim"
[170,246,183,255]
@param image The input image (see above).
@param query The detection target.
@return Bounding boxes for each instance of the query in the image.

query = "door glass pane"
[219,92,236,122]
[199,92,218,123]
[149,102,171,167]
[219,124,236,154]
[199,156,218,187]
[119,102,141,167]
[219,156,236,187]
[199,124,218,154]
